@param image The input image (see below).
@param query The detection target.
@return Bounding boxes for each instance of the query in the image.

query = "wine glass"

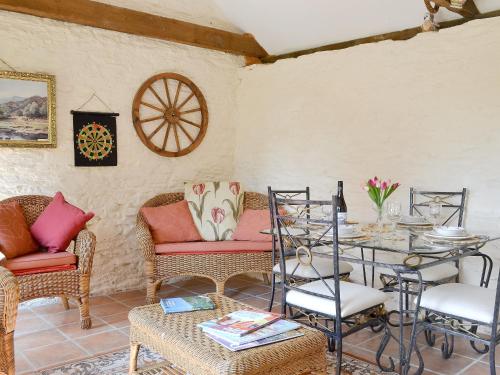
[429,202,442,228]
[387,201,402,233]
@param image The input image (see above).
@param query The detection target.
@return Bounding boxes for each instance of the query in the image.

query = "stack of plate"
[397,216,432,227]
[324,225,365,239]
[424,226,475,241]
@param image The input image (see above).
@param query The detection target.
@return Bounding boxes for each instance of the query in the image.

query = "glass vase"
[373,204,385,235]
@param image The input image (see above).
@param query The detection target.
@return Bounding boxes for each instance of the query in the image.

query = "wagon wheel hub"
[164,108,180,124]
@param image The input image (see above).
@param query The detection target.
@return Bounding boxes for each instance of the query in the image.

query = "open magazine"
[206,330,304,352]
[160,295,215,314]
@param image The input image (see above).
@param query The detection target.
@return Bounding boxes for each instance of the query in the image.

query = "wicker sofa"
[0,267,18,375]
[0,195,96,329]
[137,192,273,303]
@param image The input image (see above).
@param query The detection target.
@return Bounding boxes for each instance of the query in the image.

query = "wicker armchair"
[0,267,19,375]
[137,192,273,303]
[0,196,96,329]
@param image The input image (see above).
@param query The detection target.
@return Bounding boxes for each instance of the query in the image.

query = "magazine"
[197,309,282,337]
[160,295,215,314]
[202,319,301,345]
[206,330,304,352]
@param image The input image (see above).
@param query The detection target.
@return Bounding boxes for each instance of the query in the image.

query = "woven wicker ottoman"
[128,293,327,375]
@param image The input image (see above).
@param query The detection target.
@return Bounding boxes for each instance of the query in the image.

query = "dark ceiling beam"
[262,9,500,64]
[0,0,268,58]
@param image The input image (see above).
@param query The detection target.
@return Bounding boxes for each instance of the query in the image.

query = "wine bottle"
[337,181,347,224]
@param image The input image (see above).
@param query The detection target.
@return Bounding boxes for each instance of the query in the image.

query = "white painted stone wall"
[234,18,500,287]
[0,11,243,294]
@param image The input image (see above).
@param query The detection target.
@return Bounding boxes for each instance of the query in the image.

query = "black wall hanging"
[71,110,119,167]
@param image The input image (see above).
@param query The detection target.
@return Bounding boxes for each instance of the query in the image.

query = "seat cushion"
[273,258,353,278]
[0,201,38,259]
[382,262,458,282]
[141,200,202,244]
[419,283,496,324]
[3,250,77,271]
[155,241,273,255]
[31,192,94,253]
[232,209,273,242]
[286,279,387,318]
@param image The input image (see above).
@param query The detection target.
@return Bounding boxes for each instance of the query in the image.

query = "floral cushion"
[185,181,243,241]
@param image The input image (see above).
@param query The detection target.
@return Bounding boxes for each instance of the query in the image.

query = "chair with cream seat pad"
[272,257,353,279]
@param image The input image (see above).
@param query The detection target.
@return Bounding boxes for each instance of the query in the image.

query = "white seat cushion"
[419,283,496,324]
[273,258,353,278]
[286,279,387,318]
[382,263,458,282]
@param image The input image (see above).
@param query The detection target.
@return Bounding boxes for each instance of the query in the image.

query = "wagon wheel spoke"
[173,123,181,151]
[140,115,164,124]
[173,81,182,108]
[148,86,168,109]
[147,119,167,140]
[141,101,164,112]
[178,123,194,143]
[163,78,172,108]
[180,108,201,115]
[179,117,201,128]
[162,123,172,150]
[176,92,195,111]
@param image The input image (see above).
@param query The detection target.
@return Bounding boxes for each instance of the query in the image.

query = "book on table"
[160,295,215,314]
[206,330,304,352]
[202,319,301,345]
[197,309,282,337]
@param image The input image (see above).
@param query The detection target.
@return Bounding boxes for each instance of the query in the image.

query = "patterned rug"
[35,347,394,375]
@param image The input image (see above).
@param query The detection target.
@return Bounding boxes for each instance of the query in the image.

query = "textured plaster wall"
[234,18,500,287]
[0,11,243,294]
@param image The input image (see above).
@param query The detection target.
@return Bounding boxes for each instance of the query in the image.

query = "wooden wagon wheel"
[132,73,208,157]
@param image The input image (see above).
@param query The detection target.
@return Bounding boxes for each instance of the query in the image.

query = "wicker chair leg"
[215,281,225,295]
[78,296,92,329]
[1,331,15,375]
[146,281,160,304]
[129,343,140,374]
[61,296,70,310]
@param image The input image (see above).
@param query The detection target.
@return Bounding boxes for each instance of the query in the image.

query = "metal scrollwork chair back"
[410,187,467,226]
[270,193,390,374]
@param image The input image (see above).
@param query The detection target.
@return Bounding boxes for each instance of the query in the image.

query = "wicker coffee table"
[128,293,327,375]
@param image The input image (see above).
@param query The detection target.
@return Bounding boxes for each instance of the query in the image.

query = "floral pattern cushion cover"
[185,181,243,241]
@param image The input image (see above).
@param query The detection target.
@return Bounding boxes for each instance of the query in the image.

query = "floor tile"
[88,301,130,318]
[15,352,34,374]
[109,289,147,301]
[23,341,88,369]
[15,315,54,335]
[460,360,492,375]
[418,346,476,374]
[40,309,86,327]
[56,317,111,339]
[15,328,67,351]
[99,311,130,328]
[74,329,129,355]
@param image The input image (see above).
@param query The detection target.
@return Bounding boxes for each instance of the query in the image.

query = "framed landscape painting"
[0,71,56,147]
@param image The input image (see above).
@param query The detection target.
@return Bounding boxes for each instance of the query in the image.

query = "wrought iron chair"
[0,267,19,375]
[407,261,499,375]
[270,193,390,374]
[266,187,353,311]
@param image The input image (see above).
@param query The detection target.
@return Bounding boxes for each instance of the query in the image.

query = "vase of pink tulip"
[364,177,400,229]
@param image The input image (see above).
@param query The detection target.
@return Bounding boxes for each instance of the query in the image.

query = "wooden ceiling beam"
[262,8,500,64]
[0,0,267,58]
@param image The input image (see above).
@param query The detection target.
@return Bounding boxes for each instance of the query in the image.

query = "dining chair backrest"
[267,187,310,267]
[409,187,467,226]
[269,192,342,319]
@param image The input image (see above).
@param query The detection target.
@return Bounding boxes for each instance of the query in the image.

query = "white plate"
[398,216,431,225]
[424,231,476,241]
[435,226,468,237]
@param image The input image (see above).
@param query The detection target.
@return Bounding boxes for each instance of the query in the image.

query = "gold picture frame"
[0,71,56,148]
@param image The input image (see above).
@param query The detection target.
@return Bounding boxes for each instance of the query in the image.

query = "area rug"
[35,347,395,375]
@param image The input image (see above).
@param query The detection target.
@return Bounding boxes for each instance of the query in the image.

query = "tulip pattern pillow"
[185,181,244,241]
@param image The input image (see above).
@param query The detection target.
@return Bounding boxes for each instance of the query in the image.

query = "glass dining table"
[265,223,500,374]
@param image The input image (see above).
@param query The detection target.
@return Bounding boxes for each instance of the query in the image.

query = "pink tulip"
[392,182,400,189]
[381,181,388,190]
[229,182,240,195]
[368,179,377,187]
[211,207,225,224]
[192,184,205,195]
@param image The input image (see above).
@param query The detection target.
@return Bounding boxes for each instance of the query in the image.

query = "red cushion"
[30,192,94,253]
[232,209,273,242]
[0,201,38,259]
[3,250,77,272]
[141,200,202,243]
[11,264,76,276]
[155,240,273,255]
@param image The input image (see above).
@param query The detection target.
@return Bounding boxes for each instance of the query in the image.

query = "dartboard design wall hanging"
[72,111,118,167]
[132,73,208,157]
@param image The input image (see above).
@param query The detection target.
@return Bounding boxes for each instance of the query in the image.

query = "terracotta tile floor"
[15,274,496,374]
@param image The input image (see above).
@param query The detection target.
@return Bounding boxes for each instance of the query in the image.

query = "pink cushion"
[3,250,77,271]
[232,209,273,242]
[155,241,273,255]
[30,192,94,253]
[11,264,77,276]
[140,200,202,244]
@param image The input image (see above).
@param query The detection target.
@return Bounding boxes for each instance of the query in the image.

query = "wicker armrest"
[0,267,19,334]
[137,213,155,261]
[72,229,96,275]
